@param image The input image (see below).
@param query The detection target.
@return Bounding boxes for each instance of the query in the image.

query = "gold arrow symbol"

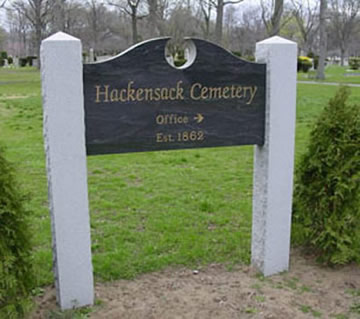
[194,113,204,123]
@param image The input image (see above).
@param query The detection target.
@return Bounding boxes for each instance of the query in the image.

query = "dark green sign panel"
[83,38,266,155]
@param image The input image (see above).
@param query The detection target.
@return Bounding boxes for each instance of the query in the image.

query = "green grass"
[1,68,359,288]
[298,65,360,84]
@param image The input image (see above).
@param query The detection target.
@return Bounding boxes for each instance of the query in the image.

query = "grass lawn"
[1,68,359,289]
[298,64,360,84]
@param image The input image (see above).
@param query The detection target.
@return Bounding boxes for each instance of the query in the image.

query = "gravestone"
[89,48,94,63]
[13,57,19,67]
[41,32,297,310]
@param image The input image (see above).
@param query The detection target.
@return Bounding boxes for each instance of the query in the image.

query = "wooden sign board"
[83,38,266,155]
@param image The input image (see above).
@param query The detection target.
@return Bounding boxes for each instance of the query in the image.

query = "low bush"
[0,51,7,60]
[292,87,360,265]
[232,51,242,58]
[174,58,187,67]
[298,56,313,72]
[26,56,37,67]
[7,57,13,65]
[0,145,35,317]
[19,58,27,67]
[349,57,360,70]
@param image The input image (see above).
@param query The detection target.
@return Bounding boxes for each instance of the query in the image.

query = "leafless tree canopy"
[2,0,360,72]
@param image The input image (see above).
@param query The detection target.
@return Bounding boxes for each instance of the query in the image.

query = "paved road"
[298,80,360,87]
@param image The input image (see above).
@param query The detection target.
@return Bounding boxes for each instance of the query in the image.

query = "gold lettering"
[222,86,230,99]
[119,89,127,102]
[144,88,153,101]
[161,88,169,100]
[156,115,164,125]
[136,88,144,101]
[169,88,177,100]
[201,86,208,99]
[154,88,161,101]
[156,133,163,143]
[247,86,258,104]
[230,85,237,98]
[127,81,136,101]
[176,81,184,100]
[190,83,202,100]
[236,86,243,98]
[95,85,109,103]
[110,89,119,102]
[209,87,222,99]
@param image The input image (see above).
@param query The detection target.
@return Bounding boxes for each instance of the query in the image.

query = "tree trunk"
[53,0,66,31]
[215,0,224,44]
[131,10,138,44]
[35,24,42,68]
[270,0,283,36]
[316,0,327,80]
[340,47,345,66]
[147,0,158,37]
[205,15,210,39]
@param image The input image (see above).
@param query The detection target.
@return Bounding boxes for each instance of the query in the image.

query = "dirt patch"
[30,250,360,318]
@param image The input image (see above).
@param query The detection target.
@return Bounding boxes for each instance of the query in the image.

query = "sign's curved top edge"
[184,37,264,66]
[85,37,264,66]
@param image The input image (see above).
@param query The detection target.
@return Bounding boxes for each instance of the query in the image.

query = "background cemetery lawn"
[298,64,360,85]
[1,68,360,288]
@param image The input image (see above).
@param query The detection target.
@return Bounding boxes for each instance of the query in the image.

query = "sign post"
[41,32,296,309]
[41,32,94,309]
[252,36,297,276]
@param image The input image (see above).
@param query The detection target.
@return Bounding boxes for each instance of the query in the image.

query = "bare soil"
[30,250,360,318]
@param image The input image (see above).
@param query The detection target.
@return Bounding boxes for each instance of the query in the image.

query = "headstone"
[13,57,19,67]
[32,58,39,68]
[89,48,94,63]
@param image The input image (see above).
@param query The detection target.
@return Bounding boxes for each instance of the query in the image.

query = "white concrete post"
[41,32,94,309]
[252,36,297,276]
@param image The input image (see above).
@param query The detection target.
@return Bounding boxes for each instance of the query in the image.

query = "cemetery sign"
[83,38,266,155]
[41,32,297,311]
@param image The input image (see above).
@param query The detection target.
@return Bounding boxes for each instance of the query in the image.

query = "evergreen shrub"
[19,58,27,67]
[0,145,35,318]
[231,51,242,58]
[26,56,37,67]
[349,57,360,70]
[292,87,360,265]
[0,51,7,60]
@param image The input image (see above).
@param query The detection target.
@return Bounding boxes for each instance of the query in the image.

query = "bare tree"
[209,0,243,45]
[6,5,30,56]
[52,0,66,31]
[146,0,169,37]
[317,0,327,79]
[329,0,360,65]
[261,0,288,36]
[291,0,319,54]
[12,0,50,64]
[108,0,147,44]
[85,0,114,51]
[198,0,212,39]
